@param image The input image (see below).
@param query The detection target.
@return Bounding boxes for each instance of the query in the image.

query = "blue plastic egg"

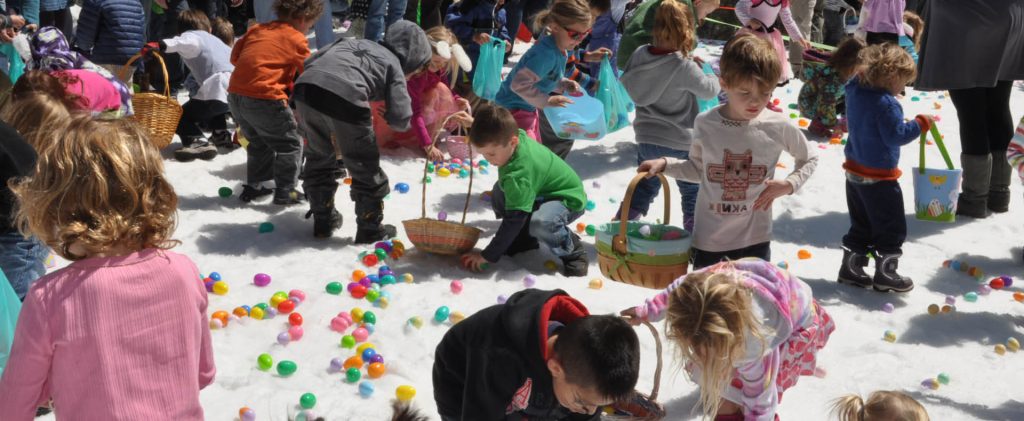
[359,381,375,397]
[209,272,222,281]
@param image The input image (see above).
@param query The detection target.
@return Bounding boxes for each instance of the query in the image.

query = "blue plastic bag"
[543,91,607,140]
[594,57,634,133]
[0,269,23,377]
[472,39,505,101]
[696,61,719,113]
[0,43,25,83]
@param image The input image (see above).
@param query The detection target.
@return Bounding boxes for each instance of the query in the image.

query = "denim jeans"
[628,143,698,232]
[0,233,49,300]
[254,0,336,49]
[364,0,408,42]
[490,183,584,258]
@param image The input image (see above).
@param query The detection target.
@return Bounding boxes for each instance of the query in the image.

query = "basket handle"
[420,112,475,225]
[918,124,954,174]
[642,320,663,401]
[613,172,671,255]
[119,51,172,99]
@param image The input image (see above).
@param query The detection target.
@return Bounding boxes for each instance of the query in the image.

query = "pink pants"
[511,109,541,142]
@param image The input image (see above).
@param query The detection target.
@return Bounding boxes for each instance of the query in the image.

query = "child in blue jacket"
[73,0,145,83]
[837,43,931,294]
[444,0,511,77]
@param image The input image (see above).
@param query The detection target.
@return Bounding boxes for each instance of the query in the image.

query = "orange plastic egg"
[367,362,386,378]
[212,310,229,326]
[343,356,364,370]
[233,307,249,317]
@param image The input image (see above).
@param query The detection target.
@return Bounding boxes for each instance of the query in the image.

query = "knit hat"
[383,21,432,75]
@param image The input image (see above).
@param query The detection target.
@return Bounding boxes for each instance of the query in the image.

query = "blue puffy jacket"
[74,0,145,65]
[39,0,69,13]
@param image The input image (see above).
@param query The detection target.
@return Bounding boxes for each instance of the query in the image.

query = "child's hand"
[460,252,489,272]
[424,145,445,162]
[0,28,14,42]
[456,97,471,112]
[505,40,513,52]
[449,111,474,127]
[473,32,492,45]
[10,14,25,29]
[547,95,574,107]
[914,114,933,132]
[562,79,582,95]
[583,48,613,63]
[753,180,794,211]
[619,307,642,326]
[638,158,668,176]
[799,39,812,50]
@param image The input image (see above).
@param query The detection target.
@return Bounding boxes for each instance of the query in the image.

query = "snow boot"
[273,188,306,205]
[211,129,239,153]
[354,199,396,244]
[956,153,992,218]
[239,184,273,202]
[988,150,1011,213]
[837,247,873,288]
[305,188,343,238]
[872,252,914,293]
[559,233,588,277]
[174,139,218,162]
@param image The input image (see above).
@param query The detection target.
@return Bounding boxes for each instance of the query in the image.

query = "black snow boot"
[872,252,914,293]
[559,233,588,277]
[837,247,873,288]
[354,199,397,244]
[305,188,343,238]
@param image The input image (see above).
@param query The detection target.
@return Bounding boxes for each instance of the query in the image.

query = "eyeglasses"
[565,28,591,41]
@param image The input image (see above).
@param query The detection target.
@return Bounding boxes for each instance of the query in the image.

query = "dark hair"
[274,0,325,21]
[588,0,611,14]
[553,315,640,401]
[468,104,520,147]
[177,9,212,33]
[211,17,235,46]
[391,401,429,421]
[827,37,866,79]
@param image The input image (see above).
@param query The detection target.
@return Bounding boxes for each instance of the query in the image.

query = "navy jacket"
[843,78,922,179]
[445,0,510,70]
[74,0,145,65]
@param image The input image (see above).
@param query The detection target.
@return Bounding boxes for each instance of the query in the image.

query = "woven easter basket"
[443,124,475,161]
[118,51,182,150]
[603,320,666,420]
[597,173,690,289]
[402,114,482,255]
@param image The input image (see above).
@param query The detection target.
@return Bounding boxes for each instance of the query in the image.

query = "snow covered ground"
[40,41,1024,420]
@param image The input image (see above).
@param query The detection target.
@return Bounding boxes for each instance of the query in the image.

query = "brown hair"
[11,116,179,260]
[274,0,325,22]
[178,9,213,33]
[2,71,78,150]
[469,104,520,147]
[827,37,866,80]
[858,43,916,91]
[831,391,930,421]
[8,70,81,111]
[653,0,696,56]
[720,33,781,92]
[664,267,765,420]
[902,11,924,50]
[212,17,235,46]
[534,0,593,35]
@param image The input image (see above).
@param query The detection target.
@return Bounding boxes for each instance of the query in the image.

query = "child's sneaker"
[239,184,273,202]
[174,140,218,162]
[273,189,306,205]
[560,233,588,277]
[872,252,914,292]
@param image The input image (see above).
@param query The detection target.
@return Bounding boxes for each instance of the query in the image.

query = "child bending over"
[798,37,866,138]
[831,390,930,421]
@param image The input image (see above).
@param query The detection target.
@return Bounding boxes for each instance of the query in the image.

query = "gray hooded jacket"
[620,45,720,151]
[295,21,432,131]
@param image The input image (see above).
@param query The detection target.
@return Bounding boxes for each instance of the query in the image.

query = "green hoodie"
[617,0,697,69]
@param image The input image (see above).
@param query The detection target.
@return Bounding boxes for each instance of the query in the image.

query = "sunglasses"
[564,27,591,41]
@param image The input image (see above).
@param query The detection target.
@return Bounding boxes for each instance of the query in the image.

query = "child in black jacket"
[432,288,640,420]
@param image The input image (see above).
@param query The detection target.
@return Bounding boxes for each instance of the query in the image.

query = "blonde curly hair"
[858,43,916,91]
[11,116,179,260]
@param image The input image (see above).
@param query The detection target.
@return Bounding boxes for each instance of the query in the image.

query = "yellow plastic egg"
[450,311,466,324]
[588,278,603,289]
[356,342,376,355]
[250,307,265,320]
[396,385,417,401]
[351,307,365,323]
[212,281,229,295]
[1008,338,1021,352]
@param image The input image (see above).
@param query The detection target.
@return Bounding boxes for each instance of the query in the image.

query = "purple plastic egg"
[438,211,448,221]
[497,294,508,304]
[370,354,384,364]
[253,273,272,287]
[277,332,291,345]
[330,357,344,372]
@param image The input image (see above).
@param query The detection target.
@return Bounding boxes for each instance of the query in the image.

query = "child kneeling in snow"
[798,37,865,139]
[455,105,590,277]
[626,259,834,421]
[433,288,640,420]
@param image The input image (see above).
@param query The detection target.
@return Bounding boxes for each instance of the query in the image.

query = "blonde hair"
[858,43,916,91]
[2,72,76,150]
[902,11,924,50]
[11,116,179,260]
[831,391,930,421]
[212,17,235,46]
[653,0,696,55]
[425,26,460,86]
[665,267,765,420]
[720,33,782,92]
[534,0,593,35]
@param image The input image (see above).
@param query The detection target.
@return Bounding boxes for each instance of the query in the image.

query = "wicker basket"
[596,173,690,289]
[119,51,182,150]
[402,115,482,255]
[443,125,473,161]
[603,320,666,420]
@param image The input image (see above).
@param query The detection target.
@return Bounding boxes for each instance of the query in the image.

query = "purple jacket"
[861,0,905,36]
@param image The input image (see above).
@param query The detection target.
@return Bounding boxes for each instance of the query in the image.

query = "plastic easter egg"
[990,278,1005,289]
[300,392,317,409]
[218,186,233,198]
[438,167,451,177]
[233,307,249,317]
[585,224,596,236]
[585,200,596,211]
[356,343,376,355]
[370,354,384,364]
[240,407,256,421]
[638,225,651,236]
[1001,275,1014,287]
[921,378,939,390]
[270,293,287,307]
[367,362,386,378]
[253,273,271,287]
[945,295,956,305]
[459,169,469,178]
[964,292,978,302]
[995,344,1007,355]
[401,273,414,283]
[352,327,370,342]
[345,367,361,383]
[331,317,351,332]
[362,254,379,267]
[450,280,464,294]
[381,274,397,285]
[797,249,812,260]
[589,278,603,289]
[250,307,265,320]
[438,211,448,221]
[257,353,273,370]
[212,281,229,295]
[937,373,951,385]
[276,360,297,376]
[288,312,304,326]
[289,290,307,302]
[358,381,375,397]
[343,356,363,370]
[330,357,344,372]
[361,348,377,362]
[351,270,366,281]
[882,303,894,313]
[288,326,304,340]
[277,332,291,345]
[362,311,377,325]
[365,289,381,303]
[395,182,410,193]
[978,285,992,295]
[351,285,368,299]
[326,282,343,295]
[941,305,953,313]
[1008,338,1021,352]
[883,330,897,343]
[450,311,466,324]
[341,335,356,348]
[204,280,215,292]
[351,308,365,323]
[254,303,269,311]
[396,385,417,401]
[575,222,586,233]
[497,294,508,304]
[265,308,277,319]
[408,316,423,329]
[374,248,388,261]
[1014,292,1024,302]
[434,306,451,322]
[523,275,537,288]
[375,296,391,309]
[927,304,940,315]
[277,299,296,314]
[258,222,274,233]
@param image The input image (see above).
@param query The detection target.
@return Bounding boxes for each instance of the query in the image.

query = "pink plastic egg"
[288,326,304,340]
[352,327,370,342]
